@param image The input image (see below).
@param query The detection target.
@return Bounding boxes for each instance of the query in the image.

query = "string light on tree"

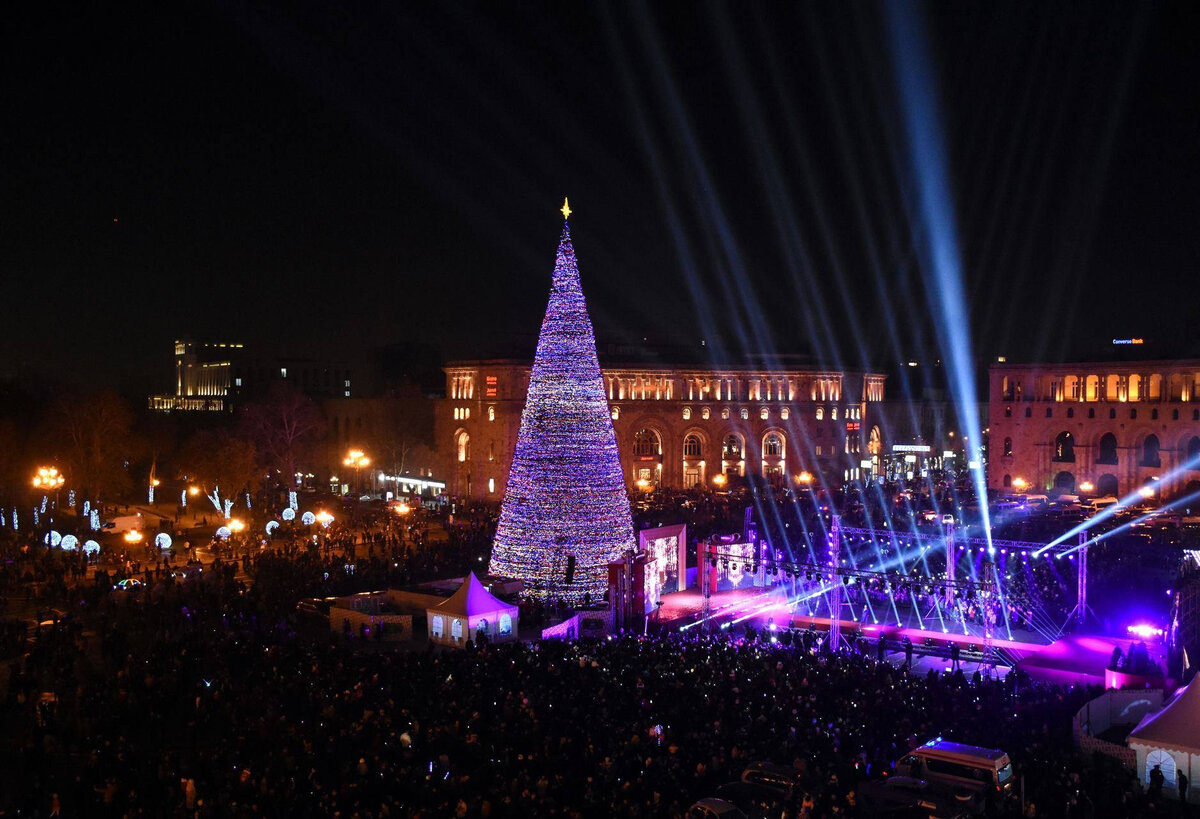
[489,200,636,605]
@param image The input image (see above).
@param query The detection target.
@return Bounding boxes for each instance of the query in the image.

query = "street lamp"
[1079,481,1095,494]
[229,518,246,534]
[1012,477,1028,491]
[712,473,728,489]
[32,466,66,535]
[795,471,814,487]
[315,510,334,527]
[343,449,371,497]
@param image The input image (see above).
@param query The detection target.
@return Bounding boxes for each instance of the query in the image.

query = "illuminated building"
[988,360,1200,498]
[148,339,363,411]
[437,358,886,501]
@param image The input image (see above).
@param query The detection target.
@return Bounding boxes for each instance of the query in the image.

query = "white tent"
[426,573,519,648]
[1128,680,1200,801]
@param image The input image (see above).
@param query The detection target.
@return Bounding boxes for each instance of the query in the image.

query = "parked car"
[687,798,747,819]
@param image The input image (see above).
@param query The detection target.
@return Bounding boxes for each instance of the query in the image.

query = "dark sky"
[3,1,1198,392]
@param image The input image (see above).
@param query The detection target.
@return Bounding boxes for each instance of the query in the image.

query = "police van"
[895,738,1014,794]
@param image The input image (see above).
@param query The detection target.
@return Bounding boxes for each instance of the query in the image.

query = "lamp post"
[343,449,371,497]
[32,466,65,541]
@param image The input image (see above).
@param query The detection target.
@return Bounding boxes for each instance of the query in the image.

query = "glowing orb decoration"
[44,530,62,547]
[282,508,296,522]
[215,526,232,539]
[84,540,100,556]
[265,520,280,535]
[155,532,172,550]
[61,534,79,551]
[301,511,316,526]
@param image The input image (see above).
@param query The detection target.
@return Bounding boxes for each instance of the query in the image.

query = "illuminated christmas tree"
[489,200,635,605]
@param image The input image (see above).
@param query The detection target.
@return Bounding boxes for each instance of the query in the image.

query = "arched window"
[1128,374,1141,401]
[1067,407,1075,418]
[1085,375,1100,401]
[611,406,620,421]
[683,434,703,458]
[701,407,711,420]
[1054,471,1075,492]
[488,405,496,421]
[499,613,513,635]
[780,407,790,420]
[816,407,824,420]
[722,434,743,459]
[451,618,463,641]
[763,432,783,457]
[1188,436,1200,468]
[831,407,838,421]
[1142,434,1161,468]
[759,407,769,420]
[682,407,692,420]
[1098,474,1119,497]
[1003,474,1012,488]
[1054,432,1075,462]
[740,408,749,420]
[1106,374,1121,400]
[456,431,470,463]
[1149,374,1163,400]
[1003,437,1013,457]
[633,429,661,457]
[1097,433,1118,465]
[1025,407,1032,418]
[431,615,444,638]
[1146,749,1177,786]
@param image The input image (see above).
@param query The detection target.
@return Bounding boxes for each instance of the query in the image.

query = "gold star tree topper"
[560,198,572,220]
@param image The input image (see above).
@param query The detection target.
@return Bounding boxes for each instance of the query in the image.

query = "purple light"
[489,212,636,604]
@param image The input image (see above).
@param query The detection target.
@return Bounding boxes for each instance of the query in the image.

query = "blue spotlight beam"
[884,0,993,553]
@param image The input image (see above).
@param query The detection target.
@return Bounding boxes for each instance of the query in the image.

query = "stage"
[657,586,1168,685]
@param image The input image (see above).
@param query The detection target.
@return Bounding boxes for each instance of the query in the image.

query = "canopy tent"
[1128,680,1200,801]
[426,573,519,648]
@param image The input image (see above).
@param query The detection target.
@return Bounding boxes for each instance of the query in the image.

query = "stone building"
[988,360,1200,498]
[435,359,886,502]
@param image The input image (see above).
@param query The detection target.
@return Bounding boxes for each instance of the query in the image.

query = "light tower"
[489,200,636,605]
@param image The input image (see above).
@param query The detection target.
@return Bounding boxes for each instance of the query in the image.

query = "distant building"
[988,360,1200,499]
[435,359,887,502]
[149,339,365,412]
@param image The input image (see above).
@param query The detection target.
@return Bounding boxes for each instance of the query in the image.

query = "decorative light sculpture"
[489,201,635,604]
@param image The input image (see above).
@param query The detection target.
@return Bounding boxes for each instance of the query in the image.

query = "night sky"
[4,1,1199,392]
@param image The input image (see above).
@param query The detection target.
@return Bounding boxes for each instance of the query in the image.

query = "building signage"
[1112,338,1145,345]
[891,444,931,453]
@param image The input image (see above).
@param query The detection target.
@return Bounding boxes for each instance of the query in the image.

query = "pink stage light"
[1126,623,1164,639]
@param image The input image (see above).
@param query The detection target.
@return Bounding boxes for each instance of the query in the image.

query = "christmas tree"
[489,200,635,605]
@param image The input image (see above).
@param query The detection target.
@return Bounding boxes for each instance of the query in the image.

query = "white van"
[895,739,1014,794]
[102,514,143,534]
[1091,496,1120,511]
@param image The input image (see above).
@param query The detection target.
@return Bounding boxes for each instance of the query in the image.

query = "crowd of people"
[0,486,1194,817]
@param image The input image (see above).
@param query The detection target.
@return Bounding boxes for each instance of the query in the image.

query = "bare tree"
[43,390,141,504]
[240,383,325,489]
[371,382,435,478]
[179,429,259,518]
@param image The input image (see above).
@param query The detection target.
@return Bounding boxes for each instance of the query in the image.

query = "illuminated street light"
[342,449,371,496]
[795,471,814,486]
[394,502,411,516]
[635,478,651,492]
[229,518,246,533]
[188,486,201,497]
[124,530,143,544]
[1139,485,1156,499]
[315,510,335,527]
[1078,481,1095,494]
[32,467,65,490]
[712,473,728,488]
[1012,477,1028,491]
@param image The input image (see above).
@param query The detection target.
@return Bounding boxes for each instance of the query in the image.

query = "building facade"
[436,359,887,502]
[988,360,1200,499]
[149,339,363,412]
